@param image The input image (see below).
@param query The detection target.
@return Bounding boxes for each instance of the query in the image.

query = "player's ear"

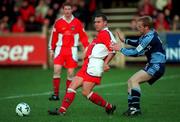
[104,21,107,26]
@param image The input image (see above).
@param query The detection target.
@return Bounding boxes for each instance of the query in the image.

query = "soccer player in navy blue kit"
[111,16,166,116]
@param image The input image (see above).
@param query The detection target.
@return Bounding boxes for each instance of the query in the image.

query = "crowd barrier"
[0,33,48,68]
[0,31,180,68]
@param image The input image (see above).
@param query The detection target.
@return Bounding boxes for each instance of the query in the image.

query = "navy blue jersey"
[120,29,166,63]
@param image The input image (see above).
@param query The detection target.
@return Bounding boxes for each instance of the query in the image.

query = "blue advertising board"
[166,33,180,62]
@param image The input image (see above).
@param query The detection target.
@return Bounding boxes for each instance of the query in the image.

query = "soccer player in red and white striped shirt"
[48,13,117,115]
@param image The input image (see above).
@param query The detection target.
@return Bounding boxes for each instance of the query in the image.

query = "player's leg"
[49,64,62,101]
[65,53,78,91]
[123,70,152,116]
[66,68,75,90]
[82,81,116,115]
[48,76,83,115]
[125,63,165,116]
[127,80,132,110]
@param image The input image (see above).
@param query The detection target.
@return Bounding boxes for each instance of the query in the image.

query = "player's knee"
[128,79,133,84]
[67,69,74,75]
[67,73,74,80]
[54,68,61,75]
[53,72,60,78]
[53,69,61,78]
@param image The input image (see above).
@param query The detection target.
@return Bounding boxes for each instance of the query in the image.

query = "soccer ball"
[15,102,30,116]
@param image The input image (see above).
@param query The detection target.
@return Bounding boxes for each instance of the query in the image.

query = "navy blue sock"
[131,88,141,110]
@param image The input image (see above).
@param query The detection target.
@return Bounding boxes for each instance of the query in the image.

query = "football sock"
[131,88,141,110]
[53,78,60,96]
[66,79,72,90]
[87,92,112,110]
[128,92,132,108]
[59,88,76,113]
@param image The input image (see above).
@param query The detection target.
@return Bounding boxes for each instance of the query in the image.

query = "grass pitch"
[0,65,180,122]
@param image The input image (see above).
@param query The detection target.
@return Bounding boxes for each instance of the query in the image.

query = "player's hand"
[49,50,54,60]
[104,64,110,72]
[116,31,125,43]
[110,43,122,51]
[82,47,88,59]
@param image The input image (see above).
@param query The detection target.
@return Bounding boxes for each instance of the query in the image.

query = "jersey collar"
[62,15,74,23]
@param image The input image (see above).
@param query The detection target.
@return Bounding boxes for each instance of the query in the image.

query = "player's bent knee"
[128,79,133,84]
[54,70,61,76]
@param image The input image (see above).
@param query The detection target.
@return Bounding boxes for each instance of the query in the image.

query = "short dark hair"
[137,16,153,28]
[62,2,72,8]
[94,13,108,21]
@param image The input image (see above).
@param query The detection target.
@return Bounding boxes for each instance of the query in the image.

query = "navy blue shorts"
[143,63,165,85]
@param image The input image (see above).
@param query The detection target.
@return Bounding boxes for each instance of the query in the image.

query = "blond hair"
[137,16,153,28]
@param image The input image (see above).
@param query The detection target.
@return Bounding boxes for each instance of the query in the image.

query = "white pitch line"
[1,92,51,100]
[0,74,179,101]
[101,92,179,97]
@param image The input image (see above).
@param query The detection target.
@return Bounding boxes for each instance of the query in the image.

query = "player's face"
[136,21,146,35]
[63,6,72,18]
[94,17,107,31]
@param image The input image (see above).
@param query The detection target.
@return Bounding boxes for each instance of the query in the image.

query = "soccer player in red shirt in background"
[48,13,117,115]
[48,2,89,101]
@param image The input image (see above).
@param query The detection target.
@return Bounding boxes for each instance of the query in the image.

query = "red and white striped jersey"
[85,27,117,60]
[49,16,89,51]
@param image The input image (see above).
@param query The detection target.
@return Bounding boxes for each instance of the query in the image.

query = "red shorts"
[76,60,101,85]
[54,47,78,68]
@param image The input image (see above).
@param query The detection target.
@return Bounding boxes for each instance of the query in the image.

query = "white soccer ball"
[15,102,30,116]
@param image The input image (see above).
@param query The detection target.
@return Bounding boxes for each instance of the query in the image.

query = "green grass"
[0,66,180,122]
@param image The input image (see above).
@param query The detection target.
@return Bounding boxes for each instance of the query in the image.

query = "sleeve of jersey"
[125,38,139,47]
[121,35,153,56]
[98,32,112,52]
[108,30,117,53]
[48,24,58,51]
[78,22,89,48]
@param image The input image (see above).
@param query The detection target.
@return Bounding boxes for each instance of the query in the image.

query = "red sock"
[53,78,60,96]
[105,103,112,110]
[66,79,72,90]
[88,92,111,109]
[59,88,76,113]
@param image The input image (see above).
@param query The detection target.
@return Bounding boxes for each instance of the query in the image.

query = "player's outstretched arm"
[116,31,125,43]
[110,43,122,51]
